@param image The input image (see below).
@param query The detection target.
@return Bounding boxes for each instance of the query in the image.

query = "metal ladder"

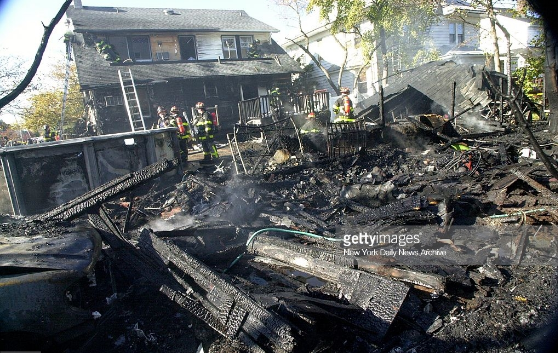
[118,69,146,131]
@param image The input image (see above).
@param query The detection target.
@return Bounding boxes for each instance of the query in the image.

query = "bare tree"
[0,0,73,110]
[277,0,347,95]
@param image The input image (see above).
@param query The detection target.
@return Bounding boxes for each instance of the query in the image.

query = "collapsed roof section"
[356,60,534,128]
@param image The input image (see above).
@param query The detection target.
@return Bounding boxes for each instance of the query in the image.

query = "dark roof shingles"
[67,6,278,33]
[72,34,301,89]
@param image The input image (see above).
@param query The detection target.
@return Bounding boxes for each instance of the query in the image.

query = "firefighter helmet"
[307,112,316,119]
[157,106,165,113]
[340,87,350,94]
[170,106,180,113]
[195,102,205,110]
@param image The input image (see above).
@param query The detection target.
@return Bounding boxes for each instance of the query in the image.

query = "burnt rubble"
[2,113,558,353]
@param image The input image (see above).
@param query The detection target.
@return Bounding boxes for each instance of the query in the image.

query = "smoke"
[148,214,195,232]
[459,114,498,132]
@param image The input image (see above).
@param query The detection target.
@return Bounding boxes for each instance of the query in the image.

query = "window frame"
[105,95,124,107]
[129,35,152,62]
[239,35,253,58]
[178,35,198,60]
[448,22,465,45]
[222,36,238,59]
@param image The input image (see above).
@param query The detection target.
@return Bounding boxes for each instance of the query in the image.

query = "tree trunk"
[486,1,502,73]
[545,27,558,133]
[380,27,388,86]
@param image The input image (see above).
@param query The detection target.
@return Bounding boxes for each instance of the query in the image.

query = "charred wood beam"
[351,196,426,224]
[145,231,296,353]
[483,70,558,179]
[259,290,376,338]
[262,211,335,238]
[87,215,258,350]
[159,285,256,353]
[35,158,180,222]
[185,173,223,191]
[122,192,134,234]
[250,234,443,293]
[510,168,558,204]
[247,235,409,340]
[406,116,455,142]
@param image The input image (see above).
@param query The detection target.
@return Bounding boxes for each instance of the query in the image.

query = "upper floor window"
[179,36,197,60]
[130,36,152,61]
[222,35,254,59]
[239,36,253,58]
[105,36,130,61]
[449,23,464,45]
[222,36,238,59]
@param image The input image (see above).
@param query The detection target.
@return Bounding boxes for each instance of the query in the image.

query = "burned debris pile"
[2,94,558,352]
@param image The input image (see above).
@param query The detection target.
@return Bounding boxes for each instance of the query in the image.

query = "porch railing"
[238,91,330,125]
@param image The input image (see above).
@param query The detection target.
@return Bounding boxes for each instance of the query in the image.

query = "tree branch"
[0,0,73,109]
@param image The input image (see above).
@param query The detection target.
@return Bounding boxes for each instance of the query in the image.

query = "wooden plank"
[248,235,410,340]
[147,232,296,353]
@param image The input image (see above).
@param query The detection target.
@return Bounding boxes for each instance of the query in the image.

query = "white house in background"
[281,0,541,104]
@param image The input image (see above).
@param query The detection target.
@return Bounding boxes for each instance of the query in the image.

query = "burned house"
[65,1,302,135]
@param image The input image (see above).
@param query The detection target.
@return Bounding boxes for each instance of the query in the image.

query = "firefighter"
[168,105,190,162]
[154,106,170,129]
[43,124,55,142]
[194,101,219,161]
[333,87,355,123]
[300,111,327,153]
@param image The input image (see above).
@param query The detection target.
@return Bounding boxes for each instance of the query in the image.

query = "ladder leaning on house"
[118,68,146,131]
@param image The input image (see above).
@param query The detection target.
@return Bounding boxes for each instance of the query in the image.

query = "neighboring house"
[65,0,302,135]
[282,0,541,104]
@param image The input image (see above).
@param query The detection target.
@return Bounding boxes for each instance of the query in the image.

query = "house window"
[156,52,170,61]
[204,82,218,98]
[357,72,367,94]
[130,36,152,62]
[179,36,197,60]
[222,35,254,59]
[222,36,238,59]
[239,36,253,58]
[105,36,130,61]
[105,95,124,106]
[449,23,464,44]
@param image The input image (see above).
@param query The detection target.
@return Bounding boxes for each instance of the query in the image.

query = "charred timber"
[247,235,410,340]
[35,158,179,222]
[405,116,454,142]
[350,195,427,224]
[510,168,558,204]
[145,231,296,353]
[483,69,558,179]
[249,233,443,292]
